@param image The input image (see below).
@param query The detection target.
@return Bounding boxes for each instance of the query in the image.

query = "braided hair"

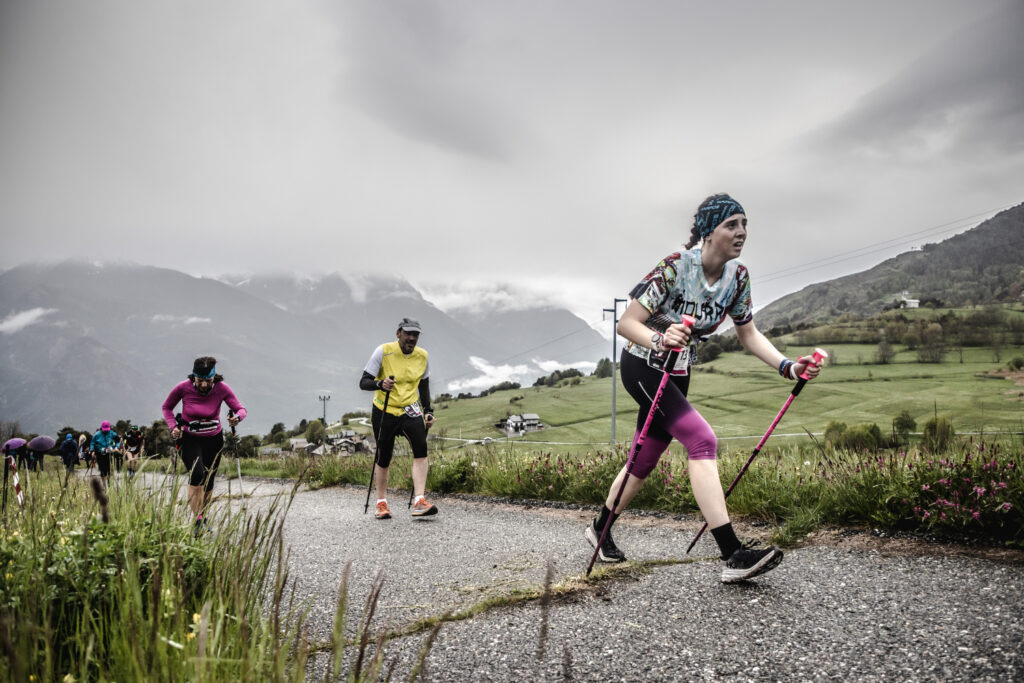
[684,222,704,250]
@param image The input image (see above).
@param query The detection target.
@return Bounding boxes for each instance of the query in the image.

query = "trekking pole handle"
[797,348,829,380]
[228,409,237,436]
[678,315,695,345]
[173,413,186,440]
[662,315,695,357]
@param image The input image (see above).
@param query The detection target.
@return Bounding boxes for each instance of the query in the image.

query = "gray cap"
[397,317,422,332]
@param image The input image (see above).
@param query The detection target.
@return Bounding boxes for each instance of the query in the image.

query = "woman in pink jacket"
[162,356,246,532]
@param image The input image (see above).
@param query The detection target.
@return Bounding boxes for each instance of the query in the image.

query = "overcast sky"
[1,0,1021,329]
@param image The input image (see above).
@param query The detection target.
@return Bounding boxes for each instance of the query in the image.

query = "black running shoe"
[721,541,783,583]
[585,519,626,563]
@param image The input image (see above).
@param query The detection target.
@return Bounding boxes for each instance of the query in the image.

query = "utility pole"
[603,298,627,445]
[318,393,331,425]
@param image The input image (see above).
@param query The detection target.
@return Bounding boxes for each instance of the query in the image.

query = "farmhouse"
[496,413,544,436]
[900,291,920,308]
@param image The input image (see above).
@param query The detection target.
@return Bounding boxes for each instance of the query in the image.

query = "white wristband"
[788,361,800,380]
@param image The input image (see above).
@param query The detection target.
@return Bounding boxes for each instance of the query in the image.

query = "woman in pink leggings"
[585,194,822,583]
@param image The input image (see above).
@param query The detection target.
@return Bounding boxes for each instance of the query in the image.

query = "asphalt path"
[142,472,1024,681]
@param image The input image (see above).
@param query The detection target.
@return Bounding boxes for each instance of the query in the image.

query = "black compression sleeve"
[359,371,379,392]
[418,378,432,413]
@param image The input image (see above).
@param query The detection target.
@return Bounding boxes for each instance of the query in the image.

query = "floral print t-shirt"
[626,247,753,368]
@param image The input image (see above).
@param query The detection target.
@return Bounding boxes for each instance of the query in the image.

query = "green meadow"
[422,343,1023,455]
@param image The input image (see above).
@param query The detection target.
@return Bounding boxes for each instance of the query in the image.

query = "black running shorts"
[370,407,428,468]
[180,432,224,491]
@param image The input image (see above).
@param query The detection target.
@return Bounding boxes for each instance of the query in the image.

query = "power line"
[755,203,1017,284]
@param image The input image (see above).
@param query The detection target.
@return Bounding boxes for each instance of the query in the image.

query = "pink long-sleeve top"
[162,380,247,436]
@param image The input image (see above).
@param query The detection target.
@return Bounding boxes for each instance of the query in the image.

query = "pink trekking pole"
[684,348,828,554]
[586,315,695,577]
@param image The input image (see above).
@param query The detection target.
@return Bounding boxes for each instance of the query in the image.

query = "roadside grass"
[0,464,437,682]
[242,432,1023,548]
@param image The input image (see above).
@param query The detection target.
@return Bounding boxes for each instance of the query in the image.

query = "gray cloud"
[0,0,1019,323]
[807,2,1023,163]
[328,1,533,161]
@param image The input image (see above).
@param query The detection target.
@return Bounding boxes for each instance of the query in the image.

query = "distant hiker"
[78,434,88,466]
[14,443,28,471]
[162,356,246,534]
[123,425,144,478]
[360,318,437,519]
[586,193,823,583]
[113,431,125,473]
[90,420,120,486]
[60,433,78,473]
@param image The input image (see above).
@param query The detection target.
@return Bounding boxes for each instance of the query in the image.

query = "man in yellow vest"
[360,318,437,519]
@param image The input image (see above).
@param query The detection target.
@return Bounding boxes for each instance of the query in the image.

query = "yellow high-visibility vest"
[373,341,428,416]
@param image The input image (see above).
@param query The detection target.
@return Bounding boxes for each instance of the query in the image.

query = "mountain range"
[4,203,1021,435]
[0,265,606,434]
[755,203,1024,330]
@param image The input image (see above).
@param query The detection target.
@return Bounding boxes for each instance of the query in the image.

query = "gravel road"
[177,474,1024,681]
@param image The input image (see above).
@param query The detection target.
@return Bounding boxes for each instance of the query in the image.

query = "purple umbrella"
[28,435,56,452]
[3,438,26,452]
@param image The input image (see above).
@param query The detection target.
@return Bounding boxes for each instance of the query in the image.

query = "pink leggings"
[621,350,717,478]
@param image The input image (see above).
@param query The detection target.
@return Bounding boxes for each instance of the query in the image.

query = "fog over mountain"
[0,264,605,434]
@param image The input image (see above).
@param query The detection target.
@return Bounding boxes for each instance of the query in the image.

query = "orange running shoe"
[410,497,438,517]
[375,500,392,519]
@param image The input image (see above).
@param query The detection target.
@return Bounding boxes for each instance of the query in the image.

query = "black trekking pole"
[170,414,186,475]
[227,410,244,512]
[585,315,694,578]
[685,348,827,554]
[364,376,394,514]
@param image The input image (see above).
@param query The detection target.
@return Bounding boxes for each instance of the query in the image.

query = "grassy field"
[0,468,429,681]
[405,342,1024,456]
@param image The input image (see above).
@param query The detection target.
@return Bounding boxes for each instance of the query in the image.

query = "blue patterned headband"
[194,366,216,379]
[694,195,745,239]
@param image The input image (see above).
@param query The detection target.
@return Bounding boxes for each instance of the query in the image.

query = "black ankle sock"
[710,522,742,560]
[595,505,619,531]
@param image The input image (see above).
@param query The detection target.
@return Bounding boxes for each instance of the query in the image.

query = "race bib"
[647,346,690,376]
[403,403,423,418]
